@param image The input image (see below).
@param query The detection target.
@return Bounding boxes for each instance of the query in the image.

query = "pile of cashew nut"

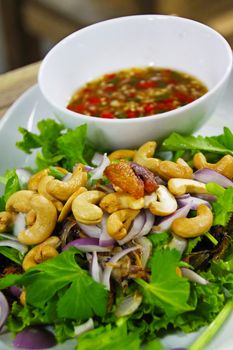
[1,140,233,280]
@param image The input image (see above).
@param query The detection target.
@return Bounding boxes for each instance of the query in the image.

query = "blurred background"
[0,0,233,74]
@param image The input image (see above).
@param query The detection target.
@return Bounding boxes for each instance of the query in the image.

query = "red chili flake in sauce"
[126,110,139,118]
[144,103,155,115]
[87,96,101,104]
[105,73,116,80]
[137,80,156,89]
[67,104,85,113]
[100,111,115,119]
[67,67,208,119]
[104,85,117,92]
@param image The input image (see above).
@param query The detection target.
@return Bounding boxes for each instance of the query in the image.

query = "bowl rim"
[38,14,233,124]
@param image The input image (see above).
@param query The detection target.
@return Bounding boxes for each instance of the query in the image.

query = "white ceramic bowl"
[38,15,233,150]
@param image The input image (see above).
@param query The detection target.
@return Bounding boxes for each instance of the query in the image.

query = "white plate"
[0,76,233,350]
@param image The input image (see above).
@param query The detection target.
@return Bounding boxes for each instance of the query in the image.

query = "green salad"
[0,120,233,350]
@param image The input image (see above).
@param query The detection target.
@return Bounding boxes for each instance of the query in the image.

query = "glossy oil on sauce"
[67,67,208,119]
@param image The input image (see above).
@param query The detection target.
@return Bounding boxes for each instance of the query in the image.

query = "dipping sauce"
[67,67,208,119]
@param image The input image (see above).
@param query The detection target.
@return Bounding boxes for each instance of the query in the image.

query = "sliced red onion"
[136,209,155,238]
[77,222,101,238]
[13,213,26,237]
[135,236,152,268]
[63,238,112,252]
[86,252,92,264]
[118,212,145,245]
[99,213,114,247]
[74,318,94,336]
[189,196,212,209]
[91,152,104,166]
[169,235,187,254]
[62,172,72,182]
[102,246,141,290]
[16,168,32,188]
[181,268,209,285]
[0,233,18,241]
[153,203,191,233]
[175,194,191,201]
[91,251,103,283]
[193,168,233,188]
[0,292,9,329]
[176,194,211,209]
[194,193,217,202]
[115,292,142,317]
[84,165,95,172]
[0,240,28,254]
[90,153,110,180]
[8,285,23,298]
[13,326,56,349]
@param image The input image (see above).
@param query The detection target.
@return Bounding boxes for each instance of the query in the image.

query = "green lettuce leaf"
[76,323,140,350]
[0,246,23,265]
[174,257,233,334]
[136,249,191,317]
[17,119,63,156]
[206,185,233,226]
[16,120,95,171]
[214,127,233,150]
[0,248,108,322]
[143,339,164,350]
[7,300,57,334]
[57,124,88,168]
[0,169,20,210]
[16,128,41,154]
[148,232,170,250]
[161,129,233,155]
[54,322,75,343]
[185,236,202,255]
[0,273,23,290]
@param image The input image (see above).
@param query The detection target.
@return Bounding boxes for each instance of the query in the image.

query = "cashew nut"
[108,149,136,161]
[133,141,192,180]
[28,169,49,191]
[6,190,57,245]
[22,236,60,270]
[0,211,16,232]
[146,185,177,216]
[133,141,160,173]
[193,152,233,179]
[158,158,193,180]
[58,187,87,222]
[107,209,140,240]
[99,192,144,213]
[72,190,105,224]
[46,164,87,201]
[37,175,55,200]
[168,178,208,196]
[28,168,68,191]
[6,190,35,212]
[171,204,213,238]
[26,210,36,226]
[37,175,63,212]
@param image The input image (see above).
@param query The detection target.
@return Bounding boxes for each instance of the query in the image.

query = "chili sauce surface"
[67,67,208,119]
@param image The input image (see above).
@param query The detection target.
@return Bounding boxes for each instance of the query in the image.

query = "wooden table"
[0,62,40,119]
